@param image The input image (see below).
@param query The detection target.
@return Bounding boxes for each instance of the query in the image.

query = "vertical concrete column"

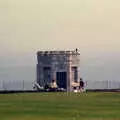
[40,64,44,86]
[36,64,39,83]
[67,55,72,92]
[52,66,56,81]
[77,55,80,83]
[52,55,56,81]
[38,62,44,86]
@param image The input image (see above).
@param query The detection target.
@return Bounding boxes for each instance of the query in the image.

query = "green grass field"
[0,92,120,120]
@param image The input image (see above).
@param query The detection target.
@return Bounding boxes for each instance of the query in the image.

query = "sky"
[0,0,120,82]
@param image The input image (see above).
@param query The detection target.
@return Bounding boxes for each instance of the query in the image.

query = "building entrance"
[56,72,67,89]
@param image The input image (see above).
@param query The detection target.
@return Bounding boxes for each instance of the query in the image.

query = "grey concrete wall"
[37,50,80,91]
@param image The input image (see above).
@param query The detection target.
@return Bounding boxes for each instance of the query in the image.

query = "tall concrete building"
[36,49,80,92]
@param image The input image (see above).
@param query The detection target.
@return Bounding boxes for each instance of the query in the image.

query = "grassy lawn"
[0,92,120,120]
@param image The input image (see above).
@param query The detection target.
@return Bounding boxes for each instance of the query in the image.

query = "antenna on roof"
[75,48,78,52]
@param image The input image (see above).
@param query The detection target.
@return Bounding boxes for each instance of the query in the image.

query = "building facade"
[36,49,80,92]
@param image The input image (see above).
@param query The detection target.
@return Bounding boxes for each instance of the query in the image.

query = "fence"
[0,80,120,91]
[85,80,120,90]
[0,80,33,91]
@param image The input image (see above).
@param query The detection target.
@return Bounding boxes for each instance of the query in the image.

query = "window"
[72,67,78,82]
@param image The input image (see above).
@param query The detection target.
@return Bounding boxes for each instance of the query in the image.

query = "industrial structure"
[36,49,80,92]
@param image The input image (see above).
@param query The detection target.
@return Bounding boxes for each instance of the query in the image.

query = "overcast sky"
[0,0,120,81]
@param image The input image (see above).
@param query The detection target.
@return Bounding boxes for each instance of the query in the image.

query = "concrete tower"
[36,49,80,92]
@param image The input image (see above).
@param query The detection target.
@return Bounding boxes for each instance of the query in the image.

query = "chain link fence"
[0,80,33,91]
[0,80,120,91]
[85,80,120,90]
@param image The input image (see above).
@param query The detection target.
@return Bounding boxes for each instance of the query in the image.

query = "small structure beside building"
[36,49,80,92]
